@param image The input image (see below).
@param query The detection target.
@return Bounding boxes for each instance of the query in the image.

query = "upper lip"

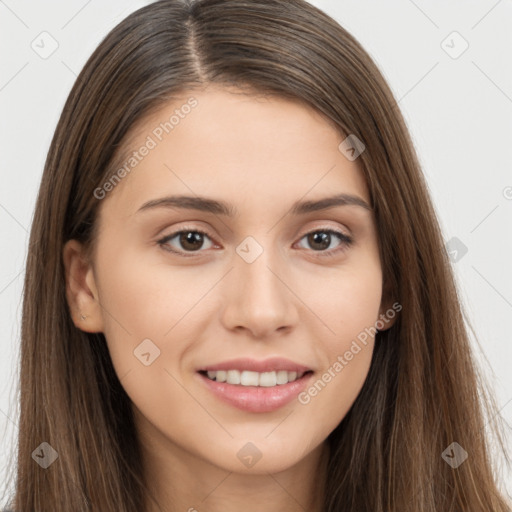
[198,357,313,374]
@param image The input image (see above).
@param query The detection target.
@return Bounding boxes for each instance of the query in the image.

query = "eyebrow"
[136,193,372,217]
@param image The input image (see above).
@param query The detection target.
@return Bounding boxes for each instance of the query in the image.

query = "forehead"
[98,85,370,218]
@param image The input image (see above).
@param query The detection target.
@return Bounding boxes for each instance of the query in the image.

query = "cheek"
[304,255,383,347]
[294,260,382,432]
[92,247,176,369]
[93,245,220,385]
[95,246,192,332]
[92,249,199,425]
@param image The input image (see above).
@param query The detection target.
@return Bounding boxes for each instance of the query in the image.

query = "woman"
[2,0,511,510]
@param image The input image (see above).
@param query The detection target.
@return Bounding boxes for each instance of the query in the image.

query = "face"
[63,85,395,477]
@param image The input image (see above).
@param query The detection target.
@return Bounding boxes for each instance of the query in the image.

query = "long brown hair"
[3,0,511,510]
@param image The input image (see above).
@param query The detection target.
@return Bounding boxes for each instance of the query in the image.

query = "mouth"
[196,368,314,413]
[198,369,313,386]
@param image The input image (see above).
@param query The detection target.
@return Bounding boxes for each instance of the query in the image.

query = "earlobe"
[377,279,399,331]
[377,297,399,331]
[62,239,104,333]
[377,308,396,331]
[376,274,399,332]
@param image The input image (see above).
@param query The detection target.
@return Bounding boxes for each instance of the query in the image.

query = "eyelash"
[157,225,354,259]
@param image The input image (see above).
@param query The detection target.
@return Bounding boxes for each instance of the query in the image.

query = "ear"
[62,239,104,333]
[377,279,399,332]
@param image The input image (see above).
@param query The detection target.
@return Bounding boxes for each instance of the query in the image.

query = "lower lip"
[197,371,314,413]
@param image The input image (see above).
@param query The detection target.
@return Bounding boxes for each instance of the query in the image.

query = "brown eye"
[296,229,353,256]
[158,229,215,255]
[178,231,206,251]
[157,226,353,259]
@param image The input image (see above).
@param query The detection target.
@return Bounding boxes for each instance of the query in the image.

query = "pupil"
[181,231,203,251]
[309,232,330,250]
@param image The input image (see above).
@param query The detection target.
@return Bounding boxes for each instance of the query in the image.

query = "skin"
[63,84,396,512]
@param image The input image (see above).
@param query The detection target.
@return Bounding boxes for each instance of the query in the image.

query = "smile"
[197,369,314,413]
[201,369,309,386]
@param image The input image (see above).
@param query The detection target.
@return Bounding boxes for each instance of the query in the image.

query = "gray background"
[1,0,511,503]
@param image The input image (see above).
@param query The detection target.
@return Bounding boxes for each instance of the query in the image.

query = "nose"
[220,244,299,339]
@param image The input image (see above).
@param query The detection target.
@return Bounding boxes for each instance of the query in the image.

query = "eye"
[295,228,353,257]
[157,227,216,256]
[157,226,353,258]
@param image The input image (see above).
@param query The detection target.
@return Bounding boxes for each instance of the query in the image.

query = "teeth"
[227,369,241,384]
[204,369,305,386]
[259,371,277,387]
[240,371,259,386]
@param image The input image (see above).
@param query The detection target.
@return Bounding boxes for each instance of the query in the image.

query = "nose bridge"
[237,234,287,308]
[221,234,298,336]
